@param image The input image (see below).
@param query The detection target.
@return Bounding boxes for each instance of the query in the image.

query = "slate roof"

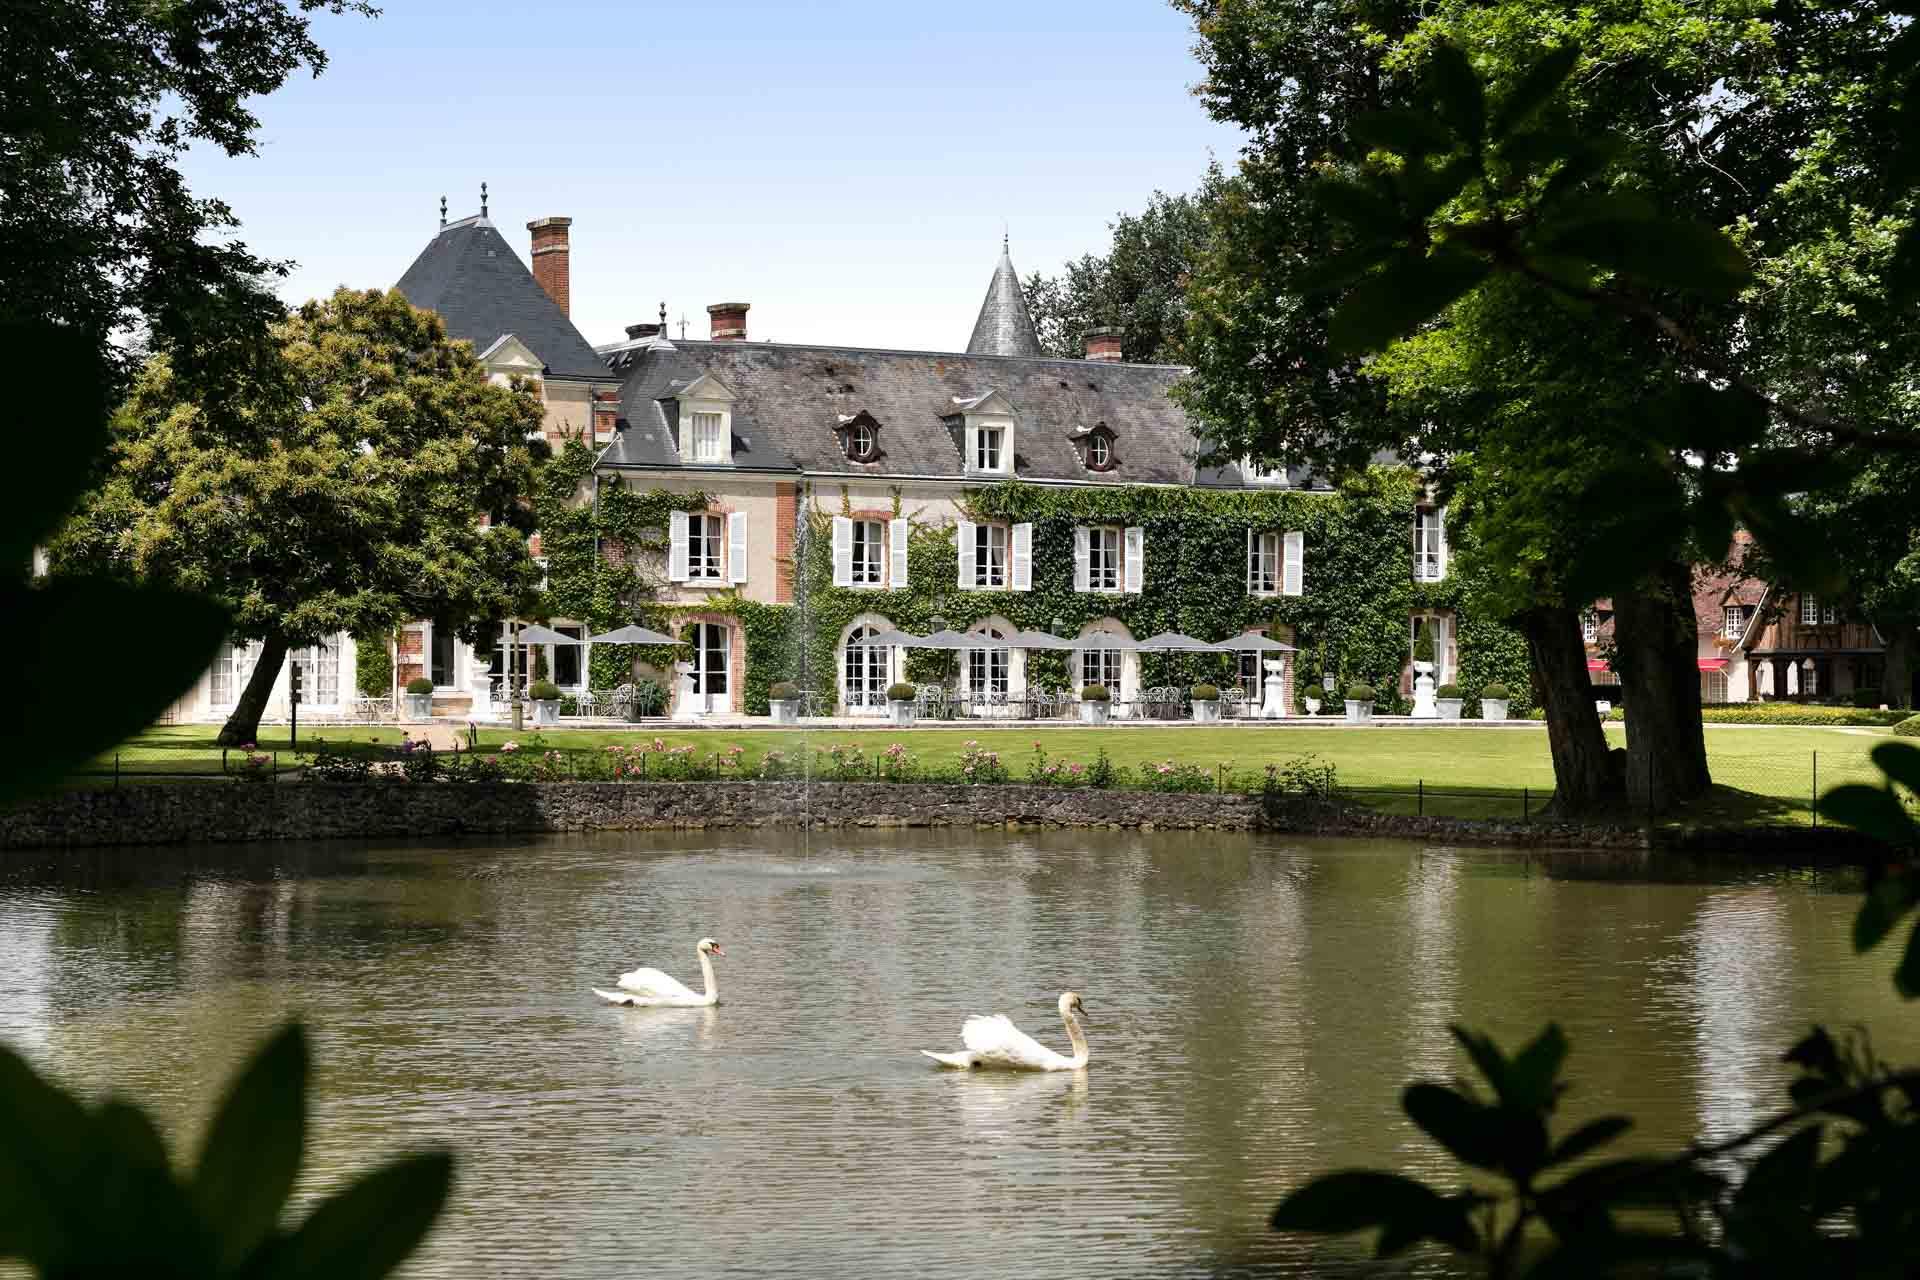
[394,216,609,381]
[594,337,1263,485]
[966,242,1042,358]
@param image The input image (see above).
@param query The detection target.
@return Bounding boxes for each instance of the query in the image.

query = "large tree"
[51,288,548,744]
[1024,176,1223,363]
[1,0,371,397]
[1170,0,1916,813]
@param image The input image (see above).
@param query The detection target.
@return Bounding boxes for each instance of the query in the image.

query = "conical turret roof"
[966,238,1042,358]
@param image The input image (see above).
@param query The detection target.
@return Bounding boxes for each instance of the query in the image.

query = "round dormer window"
[847,421,878,462]
[1085,429,1116,472]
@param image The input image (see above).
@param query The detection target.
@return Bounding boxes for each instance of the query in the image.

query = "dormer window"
[953,391,1016,477]
[1088,433,1111,468]
[1243,457,1289,485]
[851,420,877,460]
[673,372,737,467]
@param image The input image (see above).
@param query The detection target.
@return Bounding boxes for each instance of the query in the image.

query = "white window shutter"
[1073,526,1090,593]
[889,518,909,589]
[957,519,975,589]
[1436,506,1449,579]
[1124,526,1144,594]
[668,510,689,583]
[1246,529,1257,594]
[964,425,977,471]
[727,511,748,584]
[1011,522,1033,591]
[832,516,853,588]
[1283,530,1305,597]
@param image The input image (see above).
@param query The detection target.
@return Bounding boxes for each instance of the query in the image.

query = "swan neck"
[698,950,718,1003]
[1062,1009,1089,1067]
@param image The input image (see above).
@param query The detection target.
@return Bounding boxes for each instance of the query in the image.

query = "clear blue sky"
[180,0,1243,353]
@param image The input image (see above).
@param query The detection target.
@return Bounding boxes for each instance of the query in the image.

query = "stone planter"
[768,699,799,725]
[1191,699,1221,724]
[1080,700,1110,724]
[403,692,433,721]
[889,699,917,727]
[1303,696,1322,716]
[531,699,560,726]
[1482,698,1510,722]
[1344,699,1375,724]
[1436,698,1464,721]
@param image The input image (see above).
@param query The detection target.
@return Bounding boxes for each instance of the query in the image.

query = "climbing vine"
[788,468,1531,715]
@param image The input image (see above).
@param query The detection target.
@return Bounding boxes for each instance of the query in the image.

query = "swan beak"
[711,945,725,957]
[1076,1006,1091,1024]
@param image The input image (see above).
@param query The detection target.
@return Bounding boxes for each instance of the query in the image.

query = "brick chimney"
[1084,326,1124,362]
[708,302,750,341]
[527,217,573,315]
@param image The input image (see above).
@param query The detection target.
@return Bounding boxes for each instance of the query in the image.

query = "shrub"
[405,676,434,695]
[1086,748,1118,789]
[878,741,917,781]
[528,679,561,701]
[1482,682,1511,700]
[769,681,798,701]
[1896,713,1920,738]
[956,740,1008,785]
[1436,683,1462,699]
[1346,683,1376,702]
[818,742,870,781]
[1141,759,1213,793]
[887,682,918,701]
[1191,683,1220,701]
[1263,753,1339,803]
[355,632,392,697]
[1413,628,1436,663]
[1081,683,1111,701]
[303,743,372,783]
[1852,687,1884,708]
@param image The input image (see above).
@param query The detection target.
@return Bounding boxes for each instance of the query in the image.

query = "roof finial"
[480,181,489,218]
[438,195,447,229]
[1002,221,1009,253]
[659,300,667,330]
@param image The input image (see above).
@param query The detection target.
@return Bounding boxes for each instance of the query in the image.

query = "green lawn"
[89,721,1890,827]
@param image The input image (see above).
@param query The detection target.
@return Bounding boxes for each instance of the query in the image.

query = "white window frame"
[1247,530,1281,597]
[686,513,725,582]
[1080,647,1122,690]
[1414,507,1447,582]
[1087,526,1121,592]
[968,630,1010,699]
[1801,594,1818,625]
[850,518,884,587]
[690,411,724,463]
[849,421,876,460]
[974,423,1005,472]
[1582,612,1598,643]
[1723,606,1744,640]
[1242,457,1289,485]
[1823,603,1838,625]
[973,523,1007,589]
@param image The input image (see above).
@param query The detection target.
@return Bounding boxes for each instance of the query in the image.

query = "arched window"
[1085,429,1116,471]
[843,624,889,712]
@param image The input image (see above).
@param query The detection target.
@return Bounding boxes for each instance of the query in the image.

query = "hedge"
[1531,704,1912,727]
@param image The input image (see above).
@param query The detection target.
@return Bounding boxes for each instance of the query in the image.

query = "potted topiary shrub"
[768,680,801,725]
[1410,628,1439,717]
[1435,682,1463,721]
[1344,682,1376,725]
[1190,683,1222,723]
[403,676,434,721]
[1080,683,1111,724]
[1481,682,1511,722]
[887,681,919,727]
[529,679,562,726]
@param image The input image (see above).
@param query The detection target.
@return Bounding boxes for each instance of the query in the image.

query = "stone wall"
[1,783,1882,858]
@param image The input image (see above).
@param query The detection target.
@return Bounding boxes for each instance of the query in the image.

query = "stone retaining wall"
[0,782,1878,858]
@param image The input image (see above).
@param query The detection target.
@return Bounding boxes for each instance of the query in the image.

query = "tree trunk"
[217,631,289,746]
[1612,561,1712,815]
[1880,622,1916,710]
[1520,606,1622,818]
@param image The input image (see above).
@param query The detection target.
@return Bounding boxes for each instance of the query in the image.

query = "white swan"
[593,937,723,1007]
[921,992,1090,1071]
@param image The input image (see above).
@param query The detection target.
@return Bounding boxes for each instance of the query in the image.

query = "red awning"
[1698,658,1729,672]
[1586,659,1610,672]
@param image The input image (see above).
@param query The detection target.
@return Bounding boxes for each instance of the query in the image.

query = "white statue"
[1260,657,1288,719]
[1412,657,1438,718]
[671,659,701,720]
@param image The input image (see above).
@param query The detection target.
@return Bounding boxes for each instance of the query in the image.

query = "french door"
[683,622,730,715]
[843,626,889,713]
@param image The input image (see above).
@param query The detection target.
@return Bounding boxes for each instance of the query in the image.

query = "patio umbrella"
[1217,633,1299,652]
[866,629,925,647]
[1135,631,1228,652]
[913,629,991,650]
[1008,629,1075,650]
[515,623,581,646]
[588,624,681,646]
[1075,629,1143,651]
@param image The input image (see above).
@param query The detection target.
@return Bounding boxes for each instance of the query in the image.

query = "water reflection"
[0,832,1908,1279]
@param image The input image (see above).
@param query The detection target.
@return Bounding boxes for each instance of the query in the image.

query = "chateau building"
[173,205,1467,723]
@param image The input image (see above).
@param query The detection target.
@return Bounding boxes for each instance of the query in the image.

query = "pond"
[0,832,1909,1277]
